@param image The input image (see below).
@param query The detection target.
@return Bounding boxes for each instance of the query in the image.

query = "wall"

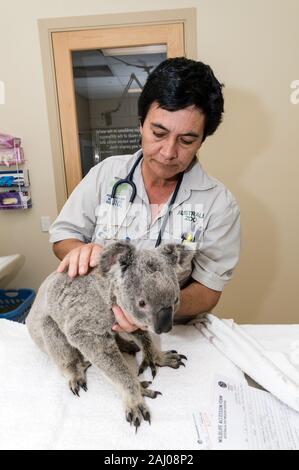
[0,0,298,323]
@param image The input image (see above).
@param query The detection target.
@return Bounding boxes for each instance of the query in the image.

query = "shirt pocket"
[163,218,204,248]
[160,215,203,286]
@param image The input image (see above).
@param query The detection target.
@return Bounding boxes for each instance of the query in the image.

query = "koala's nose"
[154,307,173,334]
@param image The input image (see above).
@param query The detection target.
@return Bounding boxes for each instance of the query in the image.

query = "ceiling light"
[101,45,167,56]
[127,88,142,94]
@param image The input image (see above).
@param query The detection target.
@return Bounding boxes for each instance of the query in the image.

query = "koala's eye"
[139,300,146,308]
[175,297,179,303]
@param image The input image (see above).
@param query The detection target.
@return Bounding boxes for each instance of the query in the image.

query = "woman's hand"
[56,242,103,278]
[112,304,147,333]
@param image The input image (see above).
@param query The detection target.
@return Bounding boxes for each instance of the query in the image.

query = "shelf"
[0,136,31,210]
[0,204,32,210]
[0,189,32,210]
[0,169,30,188]
[0,184,30,189]
[0,160,25,167]
[0,147,24,167]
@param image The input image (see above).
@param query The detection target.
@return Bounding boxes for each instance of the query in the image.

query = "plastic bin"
[0,289,35,323]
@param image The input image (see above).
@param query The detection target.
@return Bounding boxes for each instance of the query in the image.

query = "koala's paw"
[68,361,90,397]
[155,350,187,369]
[69,377,88,397]
[140,380,162,399]
[125,400,151,431]
[138,350,187,377]
[138,357,157,379]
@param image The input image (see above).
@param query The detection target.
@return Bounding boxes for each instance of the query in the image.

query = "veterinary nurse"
[49,57,241,332]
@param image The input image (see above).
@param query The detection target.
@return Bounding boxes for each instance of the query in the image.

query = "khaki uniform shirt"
[49,150,240,291]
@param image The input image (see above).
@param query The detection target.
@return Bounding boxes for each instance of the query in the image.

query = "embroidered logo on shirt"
[177,209,204,223]
[105,194,126,207]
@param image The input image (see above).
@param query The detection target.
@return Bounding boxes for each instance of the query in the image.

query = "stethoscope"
[109,153,184,247]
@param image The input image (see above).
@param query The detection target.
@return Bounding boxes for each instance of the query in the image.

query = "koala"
[26,241,195,430]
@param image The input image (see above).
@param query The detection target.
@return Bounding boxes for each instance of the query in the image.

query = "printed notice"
[97,127,140,160]
[194,375,299,450]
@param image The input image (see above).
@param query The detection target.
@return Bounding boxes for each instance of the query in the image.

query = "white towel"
[1,317,298,449]
[195,314,299,412]
[0,319,242,450]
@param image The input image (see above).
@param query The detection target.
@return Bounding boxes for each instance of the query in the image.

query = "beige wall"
[0,0,298,323]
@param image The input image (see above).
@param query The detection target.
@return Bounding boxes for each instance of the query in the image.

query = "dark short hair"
[138,57,224,142]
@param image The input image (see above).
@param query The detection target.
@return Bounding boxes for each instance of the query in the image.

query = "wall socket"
[40,216,51,232]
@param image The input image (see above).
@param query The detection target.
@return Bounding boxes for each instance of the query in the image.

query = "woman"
[50,57,240,332]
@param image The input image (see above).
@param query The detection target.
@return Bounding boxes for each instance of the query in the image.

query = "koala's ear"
[99,241,136,276]
[158,243,197,267]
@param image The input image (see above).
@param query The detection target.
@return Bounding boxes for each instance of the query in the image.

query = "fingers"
[112,305,139,333]
[56,243,103,279]
[78,244,94,276]
[56,256,70,274]
[89,245,103,267]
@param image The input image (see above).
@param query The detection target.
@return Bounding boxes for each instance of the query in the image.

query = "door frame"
[38,8,197,211]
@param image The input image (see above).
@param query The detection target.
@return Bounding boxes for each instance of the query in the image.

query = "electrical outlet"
[40,216,51,232]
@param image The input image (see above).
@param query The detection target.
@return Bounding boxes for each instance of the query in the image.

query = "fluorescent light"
[101,45,167,56]
[127,88,142,94]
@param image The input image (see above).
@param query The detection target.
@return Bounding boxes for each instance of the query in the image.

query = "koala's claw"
[70,385,80,397]
[155,350,188,369]
[69,379,88,397]
[140,380,162,399]
[134,418,140,433]
[71,388,79,397]
[141,385,162,399]
[126,402,151,430]
[138,360,157,379]
[143,411,151,425]
[140,380,152,388]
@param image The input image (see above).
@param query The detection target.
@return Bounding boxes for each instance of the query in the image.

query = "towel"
[195,314,299,412]
[0,319,242,450]
[1,317,298,449]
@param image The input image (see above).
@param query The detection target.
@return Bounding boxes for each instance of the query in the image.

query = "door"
[52,24,185,195]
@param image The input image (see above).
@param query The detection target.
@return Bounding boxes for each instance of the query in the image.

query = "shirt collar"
[112,150,216,204]
[182,156,217,191]
[113,149,143,181]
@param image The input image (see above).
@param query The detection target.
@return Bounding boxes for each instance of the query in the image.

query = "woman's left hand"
[111,305,140,333]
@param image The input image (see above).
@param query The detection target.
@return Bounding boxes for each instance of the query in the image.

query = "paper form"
[194,375,299,450]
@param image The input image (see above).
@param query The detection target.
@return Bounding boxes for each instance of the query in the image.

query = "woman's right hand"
[56,242,104,278]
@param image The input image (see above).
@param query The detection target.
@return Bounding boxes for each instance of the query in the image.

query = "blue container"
[0,289,35,323]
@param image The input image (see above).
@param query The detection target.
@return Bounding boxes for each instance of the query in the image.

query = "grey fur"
[26,241,195,430]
